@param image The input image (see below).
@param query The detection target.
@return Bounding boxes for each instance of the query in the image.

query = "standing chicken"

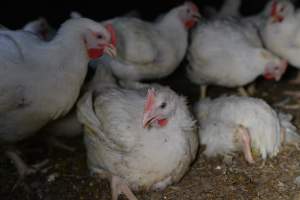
[77,84,198,200]
[187,17,287,98]
[194,96,299,163]
[99,2,200,86]
[0,18,116,177]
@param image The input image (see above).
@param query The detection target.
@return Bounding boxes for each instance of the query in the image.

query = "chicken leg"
[235,125,254,164]
[5,150,48,178]
[47,136,75,152]
[279,91,300,109]
[237,87,249,97]
[200,85,207,99]
[111,175,138,200]
[288,72,300,84]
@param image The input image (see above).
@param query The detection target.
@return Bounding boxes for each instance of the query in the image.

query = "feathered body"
[187,17,286,88]
[77,85,198,191]
[261,0,300,68]
[0,18,114,143]
[100,2,199,81]
[195,96,281,160]
[195,96,299,162]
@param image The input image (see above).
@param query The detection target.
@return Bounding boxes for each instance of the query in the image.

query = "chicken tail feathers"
[278,112,300,145]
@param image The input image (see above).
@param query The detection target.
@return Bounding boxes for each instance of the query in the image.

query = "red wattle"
[264,73,275,80]
[185,20,196,29]
[277,15,284,22]
[158,119,168,127]
[88,48,103,59]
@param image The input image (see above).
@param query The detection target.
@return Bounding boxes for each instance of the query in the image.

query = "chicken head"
[179,1,201,29]
[143,88,177,128]
[83,23,117,59]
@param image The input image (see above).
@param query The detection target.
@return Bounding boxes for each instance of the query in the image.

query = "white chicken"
[202,0,241,19]
[187,17,287,98]
[261,0,300,84]
[22,17,55,41]
[77,81,198,200]
[40,58,118,150]
[217,0,241,18]
[98,2,200,86]
[194,96,300,163]
[0,18,116,177]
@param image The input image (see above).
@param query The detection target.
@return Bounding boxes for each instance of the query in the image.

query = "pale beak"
[192,13,201,20]
[275,60,288,81]
[271,15,284,23]
[103,43,117,57]
[142,111,157,128]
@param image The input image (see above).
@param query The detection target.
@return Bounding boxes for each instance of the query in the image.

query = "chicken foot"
[278,91,300,109]
[288,72,300,84]
[5,150,49,178]
[111,175,138,200]
[47,136,75,152]
[235,125,254,164]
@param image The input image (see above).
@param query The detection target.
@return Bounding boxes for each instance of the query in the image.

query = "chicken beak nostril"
[103,45,117,57]
[142,112,157,128]
[192,14,201,20]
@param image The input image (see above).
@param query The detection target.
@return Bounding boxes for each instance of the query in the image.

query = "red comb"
[271,1,278,17]
[185,1,199,12]
[144,88,156,113]
[105,23,116,46]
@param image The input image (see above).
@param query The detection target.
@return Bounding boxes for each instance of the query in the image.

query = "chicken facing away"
[0,18,116,177]
[77,83,198,200]
[204,0,241,19]
[194,96,300,164]
[99,2,200,86]
[22,17,55,41]
[187,17,287,98]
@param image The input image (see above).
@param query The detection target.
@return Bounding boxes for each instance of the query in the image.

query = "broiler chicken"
[98,2,200,87]
[187,17,287,98]
[0,18,116,177]
[205,0,241,19]
[194,96,300,163]
[77,83,198,200]
[23,17,55,41]
[40,59,118,151]
[260,0,300,106]
[261,0,299,66]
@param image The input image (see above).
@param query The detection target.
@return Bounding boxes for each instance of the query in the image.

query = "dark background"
[1,0,281,29]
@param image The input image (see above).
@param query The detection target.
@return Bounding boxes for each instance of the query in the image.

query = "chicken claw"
[237,87,249,97]
[47,136,75,152]
[200,85,207,99]
[5,150,49,178]
[111,176,138,200]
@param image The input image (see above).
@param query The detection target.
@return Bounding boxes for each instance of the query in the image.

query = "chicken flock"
[1,0,300,199]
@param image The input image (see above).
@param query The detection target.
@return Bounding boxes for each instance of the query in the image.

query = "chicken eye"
[160,102,167,109]
[187,9,191,13]
[96,34,103,39]
[280,7,285,12]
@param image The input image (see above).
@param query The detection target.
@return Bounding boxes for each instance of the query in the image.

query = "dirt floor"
[1,65,300,200]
